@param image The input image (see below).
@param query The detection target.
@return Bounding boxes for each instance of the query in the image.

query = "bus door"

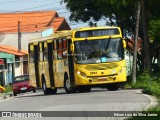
[52,39,64,87]
[42,42,51,88]
[67,39,75,85]
[47,41,55,88]
[34,45,40,87]
[28,44,37,87]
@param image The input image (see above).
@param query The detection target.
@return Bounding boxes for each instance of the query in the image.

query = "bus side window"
[57,39,63,59]
[29,45,34,63]
[63,39,67,59]
[53,40,57,60]
[38,43,43,62]
[43,42,48,61]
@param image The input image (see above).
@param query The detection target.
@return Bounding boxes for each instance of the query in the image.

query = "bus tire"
[106,84,119,91]
[49,88,57,94]
[85,86,91,92]
[77,86,91,93]
[42,75,49,95]
[64,75,77,94]
[33,88,36,93]
[119,82,125,89]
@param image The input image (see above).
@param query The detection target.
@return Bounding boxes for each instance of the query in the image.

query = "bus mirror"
[123,40,126,48]
[70,44,74,52]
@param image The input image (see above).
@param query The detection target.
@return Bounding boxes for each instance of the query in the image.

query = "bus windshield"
[74,38,124,64]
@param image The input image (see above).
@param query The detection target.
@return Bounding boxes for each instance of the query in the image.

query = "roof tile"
[0,11,64,33]
[0,45,28,56]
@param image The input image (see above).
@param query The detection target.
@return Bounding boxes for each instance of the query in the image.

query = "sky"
[0,0,106,29]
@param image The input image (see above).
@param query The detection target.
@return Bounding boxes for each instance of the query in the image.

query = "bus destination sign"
[75,28,120,38]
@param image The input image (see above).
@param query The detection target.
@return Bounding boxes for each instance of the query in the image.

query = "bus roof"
[29,26,121,44]
[73,26,120,31]
[29,30,72,44]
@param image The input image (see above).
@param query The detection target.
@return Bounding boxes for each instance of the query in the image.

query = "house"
[0,11,71,50]
[0,11,71,85]
[0,45,27,85]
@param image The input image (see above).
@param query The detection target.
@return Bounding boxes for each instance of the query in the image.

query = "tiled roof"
[0,45,28,56]
[52,17,65,32]
[53,17,71,32]
[0,11,69,33]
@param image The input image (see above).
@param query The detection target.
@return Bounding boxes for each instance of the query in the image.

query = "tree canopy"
[63,0,160,37]
[63,0,160,72]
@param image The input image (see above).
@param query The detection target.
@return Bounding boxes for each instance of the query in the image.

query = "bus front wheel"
[106,83,119,91]
[77,86,91,93]
[64,77,77,93]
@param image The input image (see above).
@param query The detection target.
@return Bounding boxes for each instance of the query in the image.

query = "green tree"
[63,0,160,71]
[63,0,138,37]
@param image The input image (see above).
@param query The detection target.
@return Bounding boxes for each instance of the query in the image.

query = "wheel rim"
[66,78,71,90]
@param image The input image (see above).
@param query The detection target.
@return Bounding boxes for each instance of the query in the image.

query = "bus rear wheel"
[42,76,50,95]
[49,88,57,94]
[106,83,119,91]
[64,77,77,94]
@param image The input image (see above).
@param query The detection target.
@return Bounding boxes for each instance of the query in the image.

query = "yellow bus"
[28,26,126,95]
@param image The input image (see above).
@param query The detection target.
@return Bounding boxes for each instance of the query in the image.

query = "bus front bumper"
[75,71,126,85]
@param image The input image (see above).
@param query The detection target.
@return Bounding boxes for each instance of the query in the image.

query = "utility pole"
[18,21,21,52]
[132,2,141,85]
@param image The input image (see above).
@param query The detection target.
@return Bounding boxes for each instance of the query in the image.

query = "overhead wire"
[0,0,93,12]
[0,0,98,32]
[0,0,57,4]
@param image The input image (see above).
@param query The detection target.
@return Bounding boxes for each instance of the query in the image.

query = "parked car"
[12,74,36,96]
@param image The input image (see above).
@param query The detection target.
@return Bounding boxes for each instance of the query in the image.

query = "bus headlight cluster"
[77,71,87,77]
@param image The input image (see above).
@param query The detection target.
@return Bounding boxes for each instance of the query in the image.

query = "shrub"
[4,85,13,93]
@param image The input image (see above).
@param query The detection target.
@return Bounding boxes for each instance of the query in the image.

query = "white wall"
[0,32,41,51]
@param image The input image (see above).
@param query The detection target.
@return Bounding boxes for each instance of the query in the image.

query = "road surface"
[0,88,155,120]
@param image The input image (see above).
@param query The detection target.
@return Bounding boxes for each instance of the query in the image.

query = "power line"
[0,0,55,4]
[0,0,93,12]
[15,2,61,12]
[0,1,98,31]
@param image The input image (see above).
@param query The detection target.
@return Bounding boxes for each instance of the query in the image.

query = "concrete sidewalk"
[0,92,13,100]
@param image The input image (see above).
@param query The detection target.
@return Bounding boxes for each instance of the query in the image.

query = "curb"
[0,92,13,101]
[136,89,158,110]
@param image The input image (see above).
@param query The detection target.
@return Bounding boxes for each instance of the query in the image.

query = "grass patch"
[4,85,13,93]
[132,71,160,97]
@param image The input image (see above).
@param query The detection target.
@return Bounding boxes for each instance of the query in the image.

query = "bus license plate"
[98,78,107,81]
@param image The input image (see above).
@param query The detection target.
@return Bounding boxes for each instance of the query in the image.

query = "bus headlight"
[77,71,81,75]
[77,71,87,77]
[81,72,87,77]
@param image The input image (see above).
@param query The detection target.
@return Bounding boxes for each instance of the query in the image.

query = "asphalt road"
[0,88,156,120]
